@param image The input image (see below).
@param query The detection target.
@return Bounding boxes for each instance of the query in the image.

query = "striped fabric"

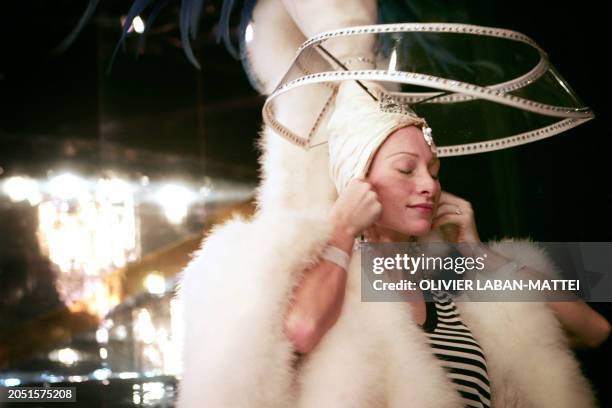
[421,290,492,408]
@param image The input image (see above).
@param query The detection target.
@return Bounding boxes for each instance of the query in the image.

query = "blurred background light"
[92,368,111,381]
[96,328,109,344]
[120,15,146,34]
[114,325,128,341]
[49,347,81,366]
[156,184,196,224]
[3,378,21,387]
[134,309,156,344]
[37,175,138,315]
[388,48,398,72]
[245,23,254,43]
[3,176,41,205]
[48,173,88,201]
[132,16,145,34]
[144,273,166,295]
[142,381,165,404]
[119,372,139,379]
[168,298,184,375]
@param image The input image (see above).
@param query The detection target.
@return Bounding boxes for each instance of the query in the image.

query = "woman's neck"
[365,223,417,243]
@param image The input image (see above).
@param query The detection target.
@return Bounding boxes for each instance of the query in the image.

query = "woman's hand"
[431,191,481,243]
[431,193,611,349]
[329,178,383,239]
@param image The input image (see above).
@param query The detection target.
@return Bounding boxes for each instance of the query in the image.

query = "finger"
[440,190,460,200]
[359,181,374,194]
[373,202,383,220]
[438,191,470,208]
[431,213,462,230]
[434,203,466,219]
[435,203,461,215]
[437,198,472,216]
[352,178,370,190]
[366,190,379,203]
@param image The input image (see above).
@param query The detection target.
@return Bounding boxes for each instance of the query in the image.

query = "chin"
[400,221,432,238]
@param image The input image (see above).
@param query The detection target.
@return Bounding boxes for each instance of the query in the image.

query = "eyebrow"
[386,152,440,166]
[386,151,418,159]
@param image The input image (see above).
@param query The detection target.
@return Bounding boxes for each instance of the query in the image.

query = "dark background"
[0,0,610,405]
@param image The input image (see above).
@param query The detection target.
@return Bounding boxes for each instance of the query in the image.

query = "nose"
[416,169,438,197]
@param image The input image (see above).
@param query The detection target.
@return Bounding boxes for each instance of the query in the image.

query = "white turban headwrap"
[327,81,430,194]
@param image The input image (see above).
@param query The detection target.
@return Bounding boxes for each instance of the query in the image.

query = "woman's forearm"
[462,242,611,349]
[284,225,356,354]
[546,301,611,349]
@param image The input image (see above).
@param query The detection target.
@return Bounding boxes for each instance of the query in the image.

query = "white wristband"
[321,245,351,270]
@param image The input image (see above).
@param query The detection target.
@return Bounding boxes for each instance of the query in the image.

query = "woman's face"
[366,126,441,238]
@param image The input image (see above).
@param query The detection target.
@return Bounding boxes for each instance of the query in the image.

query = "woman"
[284,83,611,355]
[286,83,609,407]
[177,80,606,407]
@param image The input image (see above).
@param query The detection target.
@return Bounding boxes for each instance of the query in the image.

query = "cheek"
[433,182,442,202]
[376,181,417,220]
[376,179,414,205]
[393,179,418,200]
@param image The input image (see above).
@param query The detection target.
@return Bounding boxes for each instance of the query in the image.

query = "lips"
[408,203,433,213]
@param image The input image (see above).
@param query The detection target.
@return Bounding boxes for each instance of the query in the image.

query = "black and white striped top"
[421,290,492,408]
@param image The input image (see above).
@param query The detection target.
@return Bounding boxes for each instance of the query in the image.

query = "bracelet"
[321,245,351,270]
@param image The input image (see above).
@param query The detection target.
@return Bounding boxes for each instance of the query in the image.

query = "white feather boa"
[177,213,595,407]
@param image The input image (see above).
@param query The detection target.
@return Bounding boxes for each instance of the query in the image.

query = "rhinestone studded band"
[262,23,595,155]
